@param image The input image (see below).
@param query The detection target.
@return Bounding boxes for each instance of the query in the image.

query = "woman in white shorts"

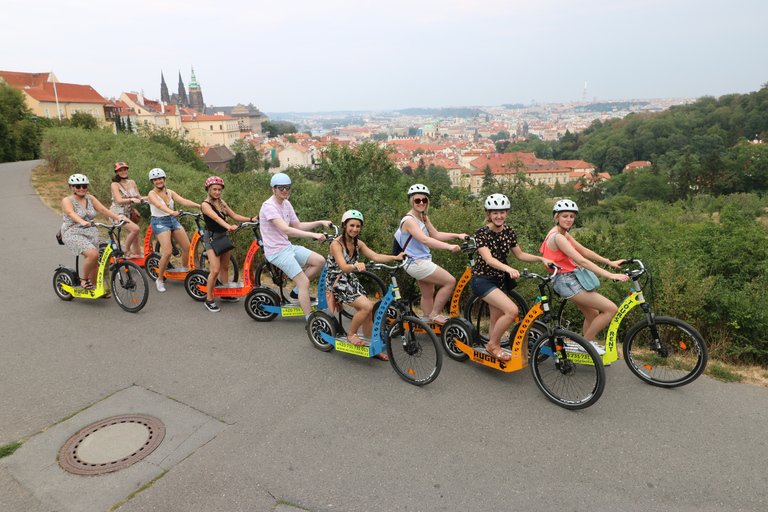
[394,184,468,325]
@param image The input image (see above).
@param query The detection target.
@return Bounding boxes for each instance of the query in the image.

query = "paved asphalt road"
[1,160,767,511]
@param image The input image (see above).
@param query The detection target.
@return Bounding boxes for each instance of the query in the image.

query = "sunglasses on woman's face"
[275,185,291,192]
[413,197,428,205]
[73,184,88,190]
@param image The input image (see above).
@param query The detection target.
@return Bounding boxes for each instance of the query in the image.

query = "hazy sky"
[3,0,766,113]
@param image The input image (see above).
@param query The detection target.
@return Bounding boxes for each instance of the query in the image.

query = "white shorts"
[405,259,438,281]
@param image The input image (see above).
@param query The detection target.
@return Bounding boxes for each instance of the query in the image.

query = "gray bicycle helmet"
[408,183,430,197]
[68,174,90,185]
[553,199,579,214]
[149,168,166,181]
[484,193,510,210]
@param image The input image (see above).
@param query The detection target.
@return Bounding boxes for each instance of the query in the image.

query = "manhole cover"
[59,414,165,475]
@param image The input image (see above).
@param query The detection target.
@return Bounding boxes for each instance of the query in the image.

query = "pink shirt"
[259,196,299,255]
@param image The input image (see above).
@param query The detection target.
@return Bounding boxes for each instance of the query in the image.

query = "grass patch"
[706,362,744,383]
[0,441,22,458]
[107,470,168,511]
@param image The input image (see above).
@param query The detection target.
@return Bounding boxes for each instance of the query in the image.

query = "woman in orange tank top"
[540,199,629,354]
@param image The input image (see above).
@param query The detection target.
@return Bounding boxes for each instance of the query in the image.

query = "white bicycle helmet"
[270,173,292,187]
[408,184,430,197]
[341,209,364,225]
[553,199,579,214]
[484,193,510,210]
[68,174,90,185]
[149,168,166,181]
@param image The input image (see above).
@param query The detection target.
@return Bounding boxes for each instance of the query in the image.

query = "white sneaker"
[156,279,166,292]
[589,341,607,356]
[564,341,586,353]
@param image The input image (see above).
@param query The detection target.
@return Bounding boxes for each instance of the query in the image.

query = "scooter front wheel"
[387,316,442,386]
[111,260,149,312]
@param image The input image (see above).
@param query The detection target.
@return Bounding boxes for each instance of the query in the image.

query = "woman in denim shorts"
[469,194,554,362]
[147,168,200,292]
[540,199,629,353]
[394,184,468,325]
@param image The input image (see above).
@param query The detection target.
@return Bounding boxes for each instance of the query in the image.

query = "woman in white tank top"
[147,168,200,291]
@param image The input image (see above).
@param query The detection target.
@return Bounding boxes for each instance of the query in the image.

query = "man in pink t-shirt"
[258,173,331,319]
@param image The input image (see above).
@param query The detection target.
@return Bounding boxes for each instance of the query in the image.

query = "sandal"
[374,352,389,361]
[346,333,366,346]
[429,314,449,325]
[80,278,94,290]
[487,344,511,362]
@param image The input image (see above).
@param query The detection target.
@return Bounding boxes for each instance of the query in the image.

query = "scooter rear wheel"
[244,287,280,322]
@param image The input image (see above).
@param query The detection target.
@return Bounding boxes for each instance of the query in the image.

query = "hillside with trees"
[6,82,768,373]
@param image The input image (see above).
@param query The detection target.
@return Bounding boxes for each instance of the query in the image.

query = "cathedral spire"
[177,71,188,107]
[160,72,170,104]
[189,65,200,89]
[188,64,205,113]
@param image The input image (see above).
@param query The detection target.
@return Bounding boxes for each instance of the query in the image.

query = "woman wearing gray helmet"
[394,184,468,325]
[540,199,629,354]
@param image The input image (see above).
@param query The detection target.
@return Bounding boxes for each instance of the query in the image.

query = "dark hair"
[340,221,360,260]
[112,173,124,183]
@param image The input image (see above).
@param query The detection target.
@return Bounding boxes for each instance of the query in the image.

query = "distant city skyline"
[3,0,766,112]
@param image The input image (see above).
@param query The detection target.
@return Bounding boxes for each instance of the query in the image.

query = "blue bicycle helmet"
[270,173,292,187]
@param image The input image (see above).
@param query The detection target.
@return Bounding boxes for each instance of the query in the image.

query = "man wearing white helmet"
[258,173,332,319]
[394,183,468,325]
[540,199,629,355]
[470,193,554,362]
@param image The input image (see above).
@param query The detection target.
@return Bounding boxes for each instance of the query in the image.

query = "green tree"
[137,125,208,172]
[0,81,42,162]
[230,139,261,171]
[230,152,246,174]
[69,111,99,130]
[552,180,563,197]
[262,121,297,138]
[482,164,495,190]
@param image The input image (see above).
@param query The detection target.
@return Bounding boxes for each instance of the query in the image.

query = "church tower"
[160,72,170,104]
[188,65,205,113]
[177,72,189,108]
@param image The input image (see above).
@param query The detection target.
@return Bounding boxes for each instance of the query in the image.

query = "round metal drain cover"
[59,414,165,475]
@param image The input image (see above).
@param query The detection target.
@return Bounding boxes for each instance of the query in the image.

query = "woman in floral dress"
[61,174,128,290]
[325,210,404,359]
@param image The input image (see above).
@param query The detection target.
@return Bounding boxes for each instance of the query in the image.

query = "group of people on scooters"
[60,164,628,357]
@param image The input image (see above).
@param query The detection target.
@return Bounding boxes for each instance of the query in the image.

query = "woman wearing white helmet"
[147,168,201,292]
[258,172,332,320]
[60,174,130,291]
[325,210,404,356]
[540,199,629,354]
[394,183,468,325]
[470,193,554,362]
